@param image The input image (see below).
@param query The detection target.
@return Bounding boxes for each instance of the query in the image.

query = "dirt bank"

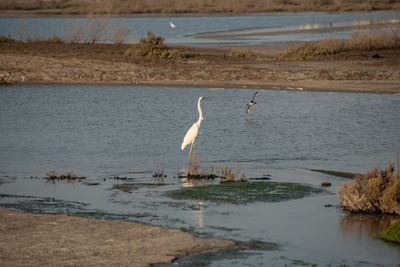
[0,42,399,93]
[0,208,234,266]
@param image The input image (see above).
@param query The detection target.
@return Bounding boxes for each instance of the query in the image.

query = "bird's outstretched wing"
[246,104,252,114]
[251,91,258,102]
[246,91,258,114]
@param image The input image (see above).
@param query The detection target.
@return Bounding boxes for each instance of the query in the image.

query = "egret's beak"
[203,97,208,99]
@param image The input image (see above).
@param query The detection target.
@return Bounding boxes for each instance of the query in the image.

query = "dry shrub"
[63,13,110,44]
[229,48,254,58]
[0,34,16,43]
[276,25,400,60]
[124,31,182,59]
[338,164,400,215]
[348,28,400,52]
[111,25,133,44]
[275,42,332,60]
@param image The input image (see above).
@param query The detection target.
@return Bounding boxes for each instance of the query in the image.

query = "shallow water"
[0,11,399,45]
[1,84,400,266]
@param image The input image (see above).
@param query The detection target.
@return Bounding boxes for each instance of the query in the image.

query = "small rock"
[321,182,331,187]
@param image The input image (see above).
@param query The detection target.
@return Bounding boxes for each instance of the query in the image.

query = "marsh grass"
[124,31,182,60]
[45,170,86,183]
[276,26,400,60]
[338,163,400,215]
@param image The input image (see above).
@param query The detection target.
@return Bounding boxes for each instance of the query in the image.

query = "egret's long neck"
[197,98,203,125]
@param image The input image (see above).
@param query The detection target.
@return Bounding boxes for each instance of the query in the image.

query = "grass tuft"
[379,220,400,244]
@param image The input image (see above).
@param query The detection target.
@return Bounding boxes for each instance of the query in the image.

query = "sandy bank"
[0,208,234,266]
[0,42,399,93]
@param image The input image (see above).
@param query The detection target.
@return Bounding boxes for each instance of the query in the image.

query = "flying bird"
[246,91,258,113]
[170,21,176,28]
[181,96,207,165]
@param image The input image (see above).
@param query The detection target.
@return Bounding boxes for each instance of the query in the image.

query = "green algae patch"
[379,220,400,244]
[166,181,324,204]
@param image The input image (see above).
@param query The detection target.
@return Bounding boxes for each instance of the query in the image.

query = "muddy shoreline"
[1,42,399,93]
[0,207,234,266]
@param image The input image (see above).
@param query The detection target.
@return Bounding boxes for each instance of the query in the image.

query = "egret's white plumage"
[181,96,207,164]
[170,21,176,28]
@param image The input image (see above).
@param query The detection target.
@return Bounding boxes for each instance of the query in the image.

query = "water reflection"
[339,212,398,241]
[179,178,205,228]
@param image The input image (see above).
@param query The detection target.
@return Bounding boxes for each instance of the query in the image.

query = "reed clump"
[186,158,217,179]
[276,28,400,60]
[153,167,167,178]
[217,163,248,183]
[185,159,247,183]
[124,31,182,60]
[45,170,86,183]
[337,163,400,215]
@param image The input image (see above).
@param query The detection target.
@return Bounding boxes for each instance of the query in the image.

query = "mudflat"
[0,208,234,266]
[1,42,399,93]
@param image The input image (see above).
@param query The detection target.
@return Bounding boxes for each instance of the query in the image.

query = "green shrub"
[379,220,400,244]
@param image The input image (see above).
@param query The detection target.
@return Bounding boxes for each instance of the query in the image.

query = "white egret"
[246,91,258,113]
[170,21,176,28]
[181,96,207,165]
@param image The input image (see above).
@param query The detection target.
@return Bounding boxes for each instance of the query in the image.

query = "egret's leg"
[193,142,196,162]
[189,143,193,166]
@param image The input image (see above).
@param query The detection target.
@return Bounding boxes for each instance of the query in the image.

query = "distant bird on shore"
[181,96,207,165]
[246,91,258,113]
[170,21,176,28]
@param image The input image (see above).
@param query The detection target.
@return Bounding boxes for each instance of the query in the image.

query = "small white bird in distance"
[170,21,176,28]
[181,96,207,165]
[246,91,258,113]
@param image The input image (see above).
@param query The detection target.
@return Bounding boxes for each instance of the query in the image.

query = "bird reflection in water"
[180,178,204,228]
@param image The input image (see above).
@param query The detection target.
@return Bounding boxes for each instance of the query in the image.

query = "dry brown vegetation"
[338,163,400,215]
[45,170,86,182]
[276,27,400,60]
[185,159,248,183]
[124,31,182,60]
[228,48,254,58]
[1,0,399,15]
